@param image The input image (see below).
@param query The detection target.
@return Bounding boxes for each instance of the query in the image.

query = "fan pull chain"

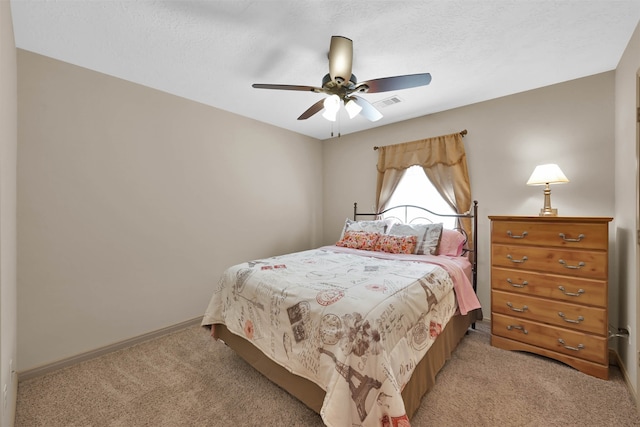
[329,115,341,138]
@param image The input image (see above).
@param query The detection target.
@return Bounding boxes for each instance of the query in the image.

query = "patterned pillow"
[374,234,418,254]
[388,223,443,255]
[339,218,388,239]
[336,231,381,251]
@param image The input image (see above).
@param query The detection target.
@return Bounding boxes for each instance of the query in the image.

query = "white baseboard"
[610,349,638,407]
[18,317,203,382]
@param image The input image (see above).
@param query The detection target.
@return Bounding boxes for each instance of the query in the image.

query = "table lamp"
[526,164,569,216]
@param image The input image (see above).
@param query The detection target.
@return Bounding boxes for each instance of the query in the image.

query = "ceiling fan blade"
[328,36,353,84]
[352,96,383,122]
[356,73,432,93]
[297,98,326,120]
[252,83,322,93]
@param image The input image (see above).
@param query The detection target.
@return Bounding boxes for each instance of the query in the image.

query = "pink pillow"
[374,234,418,254]
[437,229,466,256]
[336,231,380,251]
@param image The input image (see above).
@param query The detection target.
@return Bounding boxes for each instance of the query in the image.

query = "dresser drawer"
[491,220,608,250]
[492,290,607,335]
[492,313,608,365]
[491,244,607,280]
[491,267,606,307]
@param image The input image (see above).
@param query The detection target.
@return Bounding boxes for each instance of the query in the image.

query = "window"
[383,165,456,228]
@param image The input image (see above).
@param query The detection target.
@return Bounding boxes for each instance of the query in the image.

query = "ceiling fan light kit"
[322,95,340,121]
[252,36,432,123]
[344,98,362,119]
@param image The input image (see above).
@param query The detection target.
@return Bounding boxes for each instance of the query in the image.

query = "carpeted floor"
[15,320,640,426]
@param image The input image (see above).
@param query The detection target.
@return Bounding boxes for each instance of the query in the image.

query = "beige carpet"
[16,321,640,426]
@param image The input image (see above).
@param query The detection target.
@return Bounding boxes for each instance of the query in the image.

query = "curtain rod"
[373,129,467,150]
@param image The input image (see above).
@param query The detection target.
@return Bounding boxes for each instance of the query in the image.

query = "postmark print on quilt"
[316,289,345,306]
[320,314,342,345]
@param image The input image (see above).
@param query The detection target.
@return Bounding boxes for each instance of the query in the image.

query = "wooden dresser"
[489,216,612,379]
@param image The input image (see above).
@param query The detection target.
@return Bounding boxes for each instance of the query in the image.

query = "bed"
[202,202,481,427]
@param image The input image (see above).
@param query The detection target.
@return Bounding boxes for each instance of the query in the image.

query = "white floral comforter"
[202,246,479,427]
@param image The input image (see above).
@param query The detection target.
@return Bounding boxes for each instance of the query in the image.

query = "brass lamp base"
[539,183,559,216]
[539,207,558,217]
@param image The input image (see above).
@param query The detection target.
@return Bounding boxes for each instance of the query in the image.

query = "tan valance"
[376,132,467,172]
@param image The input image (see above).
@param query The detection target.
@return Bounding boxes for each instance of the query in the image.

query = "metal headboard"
[353,200,479,294]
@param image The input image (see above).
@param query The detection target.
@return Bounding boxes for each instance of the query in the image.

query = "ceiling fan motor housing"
[322,73,357,89]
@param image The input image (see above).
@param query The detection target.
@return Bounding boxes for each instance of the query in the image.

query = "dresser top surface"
[488,215,613,223]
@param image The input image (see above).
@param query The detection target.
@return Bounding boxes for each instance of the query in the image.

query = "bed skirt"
[214,308,482,420]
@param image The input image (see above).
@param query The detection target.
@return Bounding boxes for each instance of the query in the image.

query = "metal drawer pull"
[558,338,585,352]
[558,286,585,297]
[507,230,528,239]
[507,302,528,312]
[558,233,585,242]
[558,259,585,270]
[507,325,528,334]
[507,278,529,288]
[507,254,528,264]
[558,312,584,324]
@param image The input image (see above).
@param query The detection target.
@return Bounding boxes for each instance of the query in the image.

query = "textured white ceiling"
[10,0,640,140]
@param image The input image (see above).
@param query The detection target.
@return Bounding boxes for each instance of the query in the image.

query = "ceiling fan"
[252,36,432,122]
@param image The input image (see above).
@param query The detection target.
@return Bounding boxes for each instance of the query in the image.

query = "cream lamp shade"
[526,164,569,216]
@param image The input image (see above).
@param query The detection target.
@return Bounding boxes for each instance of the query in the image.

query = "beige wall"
[322,72,616,353]
[0,1,18,425]
[615,20,640,398]
[17,50,323,371]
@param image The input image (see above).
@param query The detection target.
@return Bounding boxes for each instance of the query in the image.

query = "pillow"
[389,223,443,255]
[381,216,401,231]
[339,218,388,239]
[336,231,381,251]
[437,229,466,257]
[374,234,417,254]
